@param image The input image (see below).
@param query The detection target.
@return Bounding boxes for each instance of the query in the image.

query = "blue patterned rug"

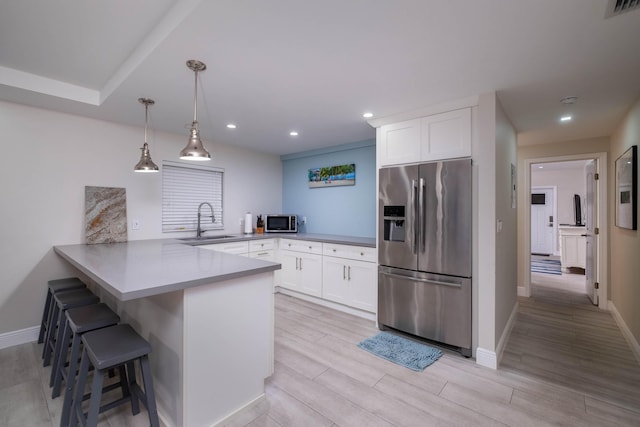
[357,332,443,371]
[531,258,562,275]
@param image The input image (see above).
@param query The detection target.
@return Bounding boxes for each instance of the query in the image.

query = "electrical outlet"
[302,216,307,225]
[132,219,140,230]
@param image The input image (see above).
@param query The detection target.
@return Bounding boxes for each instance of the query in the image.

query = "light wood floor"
[2,277,640,426]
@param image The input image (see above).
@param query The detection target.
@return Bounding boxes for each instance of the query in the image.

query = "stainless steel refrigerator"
[378,158,472,356]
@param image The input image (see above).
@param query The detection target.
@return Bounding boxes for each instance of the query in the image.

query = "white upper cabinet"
[379,108,471,166]
[421,108,471,160]
[378,118,422,166]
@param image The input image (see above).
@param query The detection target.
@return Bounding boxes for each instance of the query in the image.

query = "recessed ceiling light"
[560,115,572,122]
[226,123,236,129]
[362,112,373,118]
[538,165,544,169]
[289,131,299,137]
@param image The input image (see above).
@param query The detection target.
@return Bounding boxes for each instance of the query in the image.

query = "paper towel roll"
[244,212,253,234]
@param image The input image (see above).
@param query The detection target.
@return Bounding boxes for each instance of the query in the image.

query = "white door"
[531,187,555,255]
[585,160,598,305]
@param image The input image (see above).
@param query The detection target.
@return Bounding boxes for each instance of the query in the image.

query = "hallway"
[502,271,640,421]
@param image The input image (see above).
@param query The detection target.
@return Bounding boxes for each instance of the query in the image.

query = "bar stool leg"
[58,328,80,424]
[42,305,60,365]
[50,315,69,386]
[85,365,105,427]
[51,324,80,402]
[70,348,90,427]
[124,361,139,415]
[37,293,53,344]
[139,355,160,427]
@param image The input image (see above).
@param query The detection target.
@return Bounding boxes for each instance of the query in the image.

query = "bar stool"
[54,303,120,426]
[43,289,99,367]
[38,278,86,344]
[69,324,159,427]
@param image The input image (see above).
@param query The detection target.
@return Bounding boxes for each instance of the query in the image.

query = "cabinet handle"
[360,252,364,256]
[299,257,303,270]
[348,266,351,281]
[343,265,346,279]
[308,246,312,250]
[295,257,299,270]
[333,249,337,252]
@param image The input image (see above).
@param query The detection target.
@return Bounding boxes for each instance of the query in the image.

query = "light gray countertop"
[54,233,374,301]
[187,232,376,248]
[54,239,280,301]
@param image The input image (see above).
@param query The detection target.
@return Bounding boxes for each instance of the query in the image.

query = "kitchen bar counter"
[54,240,279,427]
[54,239,280,300]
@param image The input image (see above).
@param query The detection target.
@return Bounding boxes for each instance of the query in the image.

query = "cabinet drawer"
[323,243,376,263]
[199,241,249,255]
[280,239,323,255]
[249,239,275,252]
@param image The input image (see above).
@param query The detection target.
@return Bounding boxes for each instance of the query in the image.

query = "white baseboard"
[212,394,265,427]
[475,347,497,369]
[609,300,640,365]
[474,301,518,370]
[496,301,519,367]
[0,326,39,350]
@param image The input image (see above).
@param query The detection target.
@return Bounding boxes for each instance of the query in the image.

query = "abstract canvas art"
[85,186,128,244]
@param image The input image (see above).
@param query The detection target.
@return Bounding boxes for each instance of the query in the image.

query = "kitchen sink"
[178,235,235,244]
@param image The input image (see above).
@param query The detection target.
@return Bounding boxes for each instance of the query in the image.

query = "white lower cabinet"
[199,237,377,313]
[279,250,322,297]
[559,227,586,269]
[248,239,276,261]
[322,243,377,313]
[279,239,323,297]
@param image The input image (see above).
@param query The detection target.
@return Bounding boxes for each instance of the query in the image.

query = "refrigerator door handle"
[379,271,463,288]
[412,179,418,254]
[419,177,426,252]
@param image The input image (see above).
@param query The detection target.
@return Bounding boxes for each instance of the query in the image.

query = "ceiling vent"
[605,0,640,18]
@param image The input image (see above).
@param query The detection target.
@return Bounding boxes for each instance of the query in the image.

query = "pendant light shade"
[134,98,159,173]
[180,59,211,161]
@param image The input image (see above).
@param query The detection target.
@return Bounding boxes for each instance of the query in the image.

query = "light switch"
[496,219,503,233]
[132,219,140,230]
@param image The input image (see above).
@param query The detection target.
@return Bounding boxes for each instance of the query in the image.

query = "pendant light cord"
[193,69,198,125]
[144,102,149,144]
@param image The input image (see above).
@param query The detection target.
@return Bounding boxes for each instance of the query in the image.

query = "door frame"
[521,152,608,310]
[530,185,558,256]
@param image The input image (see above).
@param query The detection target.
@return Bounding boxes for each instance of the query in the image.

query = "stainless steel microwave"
[264,214,298,233]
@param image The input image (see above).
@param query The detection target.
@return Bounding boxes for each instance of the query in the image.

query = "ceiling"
[1,0,639,156]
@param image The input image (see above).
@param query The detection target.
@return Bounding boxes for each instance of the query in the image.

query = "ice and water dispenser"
[382,205,405,242]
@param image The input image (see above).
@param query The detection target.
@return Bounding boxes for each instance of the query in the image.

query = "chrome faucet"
[196,202,215,239]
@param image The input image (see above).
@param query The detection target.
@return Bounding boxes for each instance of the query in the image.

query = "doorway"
[521,152,608,310]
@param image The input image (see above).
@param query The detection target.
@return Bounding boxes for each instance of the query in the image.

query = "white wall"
[531,165,586,226]
[474,92,518,367]
[0,100,282,336]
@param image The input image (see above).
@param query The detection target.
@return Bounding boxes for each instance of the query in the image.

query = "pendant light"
[180,59,211,161]
[134,98,160,173]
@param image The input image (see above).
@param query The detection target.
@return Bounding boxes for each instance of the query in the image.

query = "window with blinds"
[162,161,224,233]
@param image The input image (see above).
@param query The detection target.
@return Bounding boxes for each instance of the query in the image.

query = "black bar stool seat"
[38,278,86,344]
[43,289,99,367]
[69,324,159,427]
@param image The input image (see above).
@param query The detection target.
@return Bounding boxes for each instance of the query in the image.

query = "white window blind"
[162,161,224,233]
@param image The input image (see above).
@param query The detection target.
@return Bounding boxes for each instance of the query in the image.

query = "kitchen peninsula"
[54,239,280,427]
